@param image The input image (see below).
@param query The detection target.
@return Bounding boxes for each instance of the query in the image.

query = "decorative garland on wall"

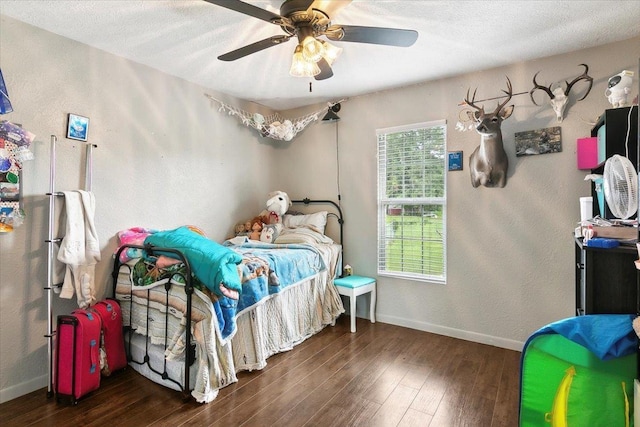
[205,94,340,141]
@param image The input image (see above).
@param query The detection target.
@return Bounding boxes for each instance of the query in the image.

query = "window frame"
[376,120,447,283]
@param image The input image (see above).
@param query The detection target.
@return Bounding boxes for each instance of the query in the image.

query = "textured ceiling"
[2,0,640,111]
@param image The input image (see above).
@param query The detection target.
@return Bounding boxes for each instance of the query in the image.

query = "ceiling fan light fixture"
[301,36,325,63]
[320,41,342,65]
[290,44,320,77]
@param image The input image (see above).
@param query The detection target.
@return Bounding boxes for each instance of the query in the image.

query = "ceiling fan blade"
[330,25,418,47]
[204,0,283,24]
[218,35,291,61]
[314,58,333,80]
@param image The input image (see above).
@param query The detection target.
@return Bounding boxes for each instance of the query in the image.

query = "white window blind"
[377,120,447,282]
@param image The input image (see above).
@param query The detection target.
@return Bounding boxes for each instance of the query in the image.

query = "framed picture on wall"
[515,126,561,156]
[448,151,463,171]
[66,113,89,142]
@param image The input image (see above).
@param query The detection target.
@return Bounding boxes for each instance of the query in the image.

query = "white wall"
[0,15,280,402]
[275,37,640,350]
[1,12,639,403]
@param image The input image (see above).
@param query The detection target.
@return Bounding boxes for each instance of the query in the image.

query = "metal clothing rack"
[44,135,96,397]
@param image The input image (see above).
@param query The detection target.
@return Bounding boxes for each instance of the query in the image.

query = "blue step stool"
[333,275,376,333]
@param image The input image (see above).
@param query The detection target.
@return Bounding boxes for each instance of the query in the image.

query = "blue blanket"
[213,241,326,339]
[144,226,243,296]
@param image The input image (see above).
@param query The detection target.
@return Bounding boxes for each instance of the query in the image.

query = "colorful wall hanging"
[0,121,35,232]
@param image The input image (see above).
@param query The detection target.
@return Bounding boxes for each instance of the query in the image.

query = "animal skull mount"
[530,64,593,122]
[464,77,514,188]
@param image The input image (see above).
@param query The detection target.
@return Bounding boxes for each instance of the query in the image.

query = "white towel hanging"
[57,190,100,308]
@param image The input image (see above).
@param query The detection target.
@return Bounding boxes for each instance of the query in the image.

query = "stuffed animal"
[259,224,281,243]
[259,190,291,225]
[248,217,263,240]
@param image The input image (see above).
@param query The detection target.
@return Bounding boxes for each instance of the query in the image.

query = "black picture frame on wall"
[66,113,89,142]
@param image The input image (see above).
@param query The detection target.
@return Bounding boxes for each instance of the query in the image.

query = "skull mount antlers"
[530,64,593,122]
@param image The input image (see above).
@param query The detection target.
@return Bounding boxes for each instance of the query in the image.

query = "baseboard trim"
[0,374,47,404]
[375,314,525,352]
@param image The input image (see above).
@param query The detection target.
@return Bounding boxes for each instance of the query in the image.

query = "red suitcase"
[55,309,102,404]
[89,299,127,376]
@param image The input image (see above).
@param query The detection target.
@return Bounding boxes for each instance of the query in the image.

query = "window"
[377,120,446,283]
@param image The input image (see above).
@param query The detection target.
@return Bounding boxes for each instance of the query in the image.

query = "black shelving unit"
[575,106,639,317]
[589,106,638,219]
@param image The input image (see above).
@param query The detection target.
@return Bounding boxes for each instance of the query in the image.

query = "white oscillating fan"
[603,154,638,219]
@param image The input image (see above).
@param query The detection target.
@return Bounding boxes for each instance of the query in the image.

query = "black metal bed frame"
[110,199,343,400]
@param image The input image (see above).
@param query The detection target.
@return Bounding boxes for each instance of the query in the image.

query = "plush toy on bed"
[259,190,291,225]
[232,191,291,240]
[259,224,281,243]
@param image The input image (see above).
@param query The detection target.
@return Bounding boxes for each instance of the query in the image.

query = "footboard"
[111,244,195,399]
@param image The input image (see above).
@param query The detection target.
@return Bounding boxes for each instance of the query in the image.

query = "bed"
[111,199,345,403]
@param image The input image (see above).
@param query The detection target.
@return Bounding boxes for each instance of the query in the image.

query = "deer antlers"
[529,63,593,105]
[464,87,483,114]
[493,77,513,116]
[465,77,513,117]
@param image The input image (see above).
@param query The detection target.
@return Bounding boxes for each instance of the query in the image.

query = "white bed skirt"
[123,269,344,403]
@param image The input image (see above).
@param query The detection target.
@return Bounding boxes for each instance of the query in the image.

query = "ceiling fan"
[204,0,418,80]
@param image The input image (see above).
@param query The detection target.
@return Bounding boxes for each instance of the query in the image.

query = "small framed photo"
[448,151,463,171]
[66,113,89,142]
[515,126,561,157]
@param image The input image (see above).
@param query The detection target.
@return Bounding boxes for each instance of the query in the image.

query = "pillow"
[274,227,334,245]
[283,211,328,234]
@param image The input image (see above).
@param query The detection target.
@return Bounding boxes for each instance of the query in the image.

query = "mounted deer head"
[530,64,593,122]
[464,77,514,188]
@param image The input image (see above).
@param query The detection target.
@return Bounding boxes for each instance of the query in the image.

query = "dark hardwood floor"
[0,315,521,426]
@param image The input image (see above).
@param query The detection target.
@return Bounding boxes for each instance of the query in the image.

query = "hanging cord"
[624,105,635,158]
[335,120,341,205]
